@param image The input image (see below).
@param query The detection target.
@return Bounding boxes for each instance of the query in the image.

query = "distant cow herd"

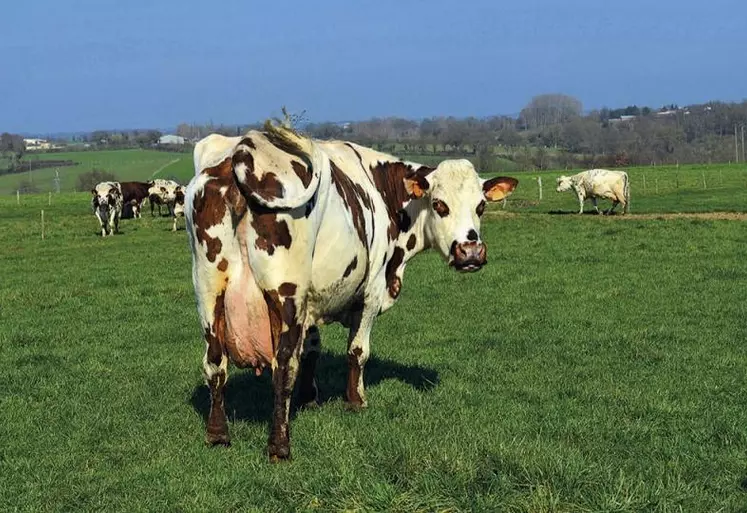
[90,178,186,236]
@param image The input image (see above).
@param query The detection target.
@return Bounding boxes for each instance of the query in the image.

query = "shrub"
[77,169,118,191]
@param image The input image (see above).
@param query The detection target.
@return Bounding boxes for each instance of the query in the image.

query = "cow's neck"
[381,198,432,312]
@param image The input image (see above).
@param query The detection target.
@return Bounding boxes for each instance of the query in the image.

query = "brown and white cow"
[91,181,123,236]
[148,179,185,231]
[186,125,518,461]
[119,181,152,218]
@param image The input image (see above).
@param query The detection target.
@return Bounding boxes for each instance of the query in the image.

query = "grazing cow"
[556,169,630,215]
[186,124,518,460]
[91,181,123,236]
[119,181,152,218]
[148,179,184,230]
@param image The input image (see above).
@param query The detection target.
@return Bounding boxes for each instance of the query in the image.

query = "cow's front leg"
[297,326,321,408]
[265,287,305,462]
[346,304,377,409]
[576,192,585,214]
[607,200,619,215]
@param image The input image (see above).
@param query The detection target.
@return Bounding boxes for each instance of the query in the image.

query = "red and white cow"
[119,181,152,218]
[186,124,518,460]
[91,181,123,236]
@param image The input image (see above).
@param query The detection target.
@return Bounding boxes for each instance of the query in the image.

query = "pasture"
[0,150,194,196]
[1,155,746,511]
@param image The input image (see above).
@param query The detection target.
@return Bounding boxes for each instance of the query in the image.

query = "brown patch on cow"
[263,290,283,353]
[432,199,450,217]
[217,258,228,272]
[476,200,486,217]
[192,158,247,262]
[371,162,434,240]
[291,161,312,188]
[278,282,297,297]
[232,147,286,202]
[344,143,366,172]
[385,247,405,298]
[343,256,358,278]
[406,234,417,251]
[204,291,226,366]
[346,347,364,405]
[330,161,373,247]
[251,208,292,255]
[238,136,257,149]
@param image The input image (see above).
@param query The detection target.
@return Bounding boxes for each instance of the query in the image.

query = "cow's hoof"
[344,400,367,412]
[205,432,231,447]
[297,385,320,409]
[267,444,290,462]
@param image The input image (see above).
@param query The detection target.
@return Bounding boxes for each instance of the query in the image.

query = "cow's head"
[92,186,117,219]
[556,176,573,192]
[406,159,517,272]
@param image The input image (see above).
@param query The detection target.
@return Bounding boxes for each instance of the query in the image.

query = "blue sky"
[2,0,746,133]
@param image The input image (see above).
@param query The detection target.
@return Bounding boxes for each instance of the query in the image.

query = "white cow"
[91,181,123,236]
[556,169,630,215]
[186,124,518,460]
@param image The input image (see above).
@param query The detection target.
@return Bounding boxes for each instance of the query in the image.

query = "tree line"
[302,95,747,170]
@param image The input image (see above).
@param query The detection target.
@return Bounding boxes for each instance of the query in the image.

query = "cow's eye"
[432,199,450,217]
[476,200,486,217]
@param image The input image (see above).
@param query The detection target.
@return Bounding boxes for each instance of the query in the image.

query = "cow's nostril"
[467,229,478,241]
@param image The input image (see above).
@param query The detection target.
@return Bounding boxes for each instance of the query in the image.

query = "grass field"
[1,184,746,511]
[0,150,194,196]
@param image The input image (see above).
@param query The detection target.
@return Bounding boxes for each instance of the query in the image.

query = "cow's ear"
[482,176,518,202]
[404,166,435,199]
[404,175,429,199]
[91,188,97,195]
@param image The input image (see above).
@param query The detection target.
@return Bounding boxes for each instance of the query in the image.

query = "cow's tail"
[623,172,630,214]
[231,121,323,210]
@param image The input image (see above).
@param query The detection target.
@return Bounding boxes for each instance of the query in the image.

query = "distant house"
[24,138,52,151]
[158,134,186,145]
[609,115,637,124]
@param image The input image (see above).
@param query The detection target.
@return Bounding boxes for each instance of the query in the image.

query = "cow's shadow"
[189,351,440,424]
[548,209,619,216]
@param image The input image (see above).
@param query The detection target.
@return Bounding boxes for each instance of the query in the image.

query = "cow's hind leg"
[297,326,321,407]
[202,295,230,446]
[264,285,306,461]
[591,197,600,214]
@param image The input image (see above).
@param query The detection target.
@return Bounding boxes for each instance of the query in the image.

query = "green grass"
[499,163,747,214]
[1,188,747,511]
[0,150,194,195]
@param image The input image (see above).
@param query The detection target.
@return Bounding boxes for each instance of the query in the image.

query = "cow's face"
[407,160,517,272]
[92,187,116,218]
[556,176,573,192]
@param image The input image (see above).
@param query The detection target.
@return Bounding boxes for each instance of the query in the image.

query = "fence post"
[17,190,20,205]
[642,174,646,194]
[655,178,659,194]
[41,210,45,240]
[48,191,52,205]
[538,177,543,201]
[702,171,707,189]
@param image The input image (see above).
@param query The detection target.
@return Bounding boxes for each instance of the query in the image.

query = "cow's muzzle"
[451,241,487,272]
